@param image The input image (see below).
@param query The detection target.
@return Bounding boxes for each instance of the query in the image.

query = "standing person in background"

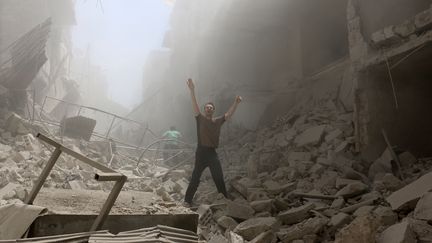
[162,126,182,164]
[184,78,242,207]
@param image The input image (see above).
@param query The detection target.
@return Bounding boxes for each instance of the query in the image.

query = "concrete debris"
[233,217,279,241]
[217,216,238,230]
[277,203,315,225]
[413,191,432,221]
[294,125,326,147]
[334,214,380,243]
[378,221,416,243]
[386,171,432,210]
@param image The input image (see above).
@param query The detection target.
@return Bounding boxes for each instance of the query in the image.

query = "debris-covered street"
[2,0,432,242]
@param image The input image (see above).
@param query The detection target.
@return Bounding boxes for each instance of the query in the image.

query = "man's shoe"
[182,201,193,208]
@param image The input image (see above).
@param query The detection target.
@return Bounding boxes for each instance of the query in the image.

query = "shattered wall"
[359,0,431,37]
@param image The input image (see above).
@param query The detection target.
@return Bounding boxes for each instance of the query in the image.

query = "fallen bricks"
[200,95,432,242]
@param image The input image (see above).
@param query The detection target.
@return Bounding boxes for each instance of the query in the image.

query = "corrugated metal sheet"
[0,225,200,243]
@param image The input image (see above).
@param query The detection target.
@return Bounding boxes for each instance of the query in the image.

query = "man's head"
[204,102,215,116]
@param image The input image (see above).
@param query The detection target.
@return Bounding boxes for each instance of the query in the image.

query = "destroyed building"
[2,0,432,242]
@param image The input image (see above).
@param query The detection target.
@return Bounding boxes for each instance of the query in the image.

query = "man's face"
[204,104,215,116]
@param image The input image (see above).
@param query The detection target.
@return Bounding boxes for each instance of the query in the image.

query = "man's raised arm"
[187,78,200,116]
[225,95,242,120]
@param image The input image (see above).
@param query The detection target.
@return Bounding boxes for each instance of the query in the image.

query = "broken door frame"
[24,133,128,231]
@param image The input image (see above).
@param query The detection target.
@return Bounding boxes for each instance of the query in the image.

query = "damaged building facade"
[2,0,432,242]
[138,0,432,162]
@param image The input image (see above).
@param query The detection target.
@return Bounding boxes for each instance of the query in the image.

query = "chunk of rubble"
[250,199,272,213]
[233,217,279,241]
[227,200,255,220]
[328,212,352,230]
[334,214,380,243]
[277,217,328,242]
[294,125,326,147]
[249,231,275,243]
[386,171,432,210]
[373,206,398,226]
[336,182,368,198]
[277,203,315,225]
[217,216,238,230]
[378,221,416,243]
[413,191,432,221]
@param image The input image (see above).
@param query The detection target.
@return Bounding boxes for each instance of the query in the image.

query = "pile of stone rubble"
[0,107,192,215]
[193,97,432,242]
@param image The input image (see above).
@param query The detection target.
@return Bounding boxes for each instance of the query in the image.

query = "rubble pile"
[0,108,193,215]
[193,96,432,242]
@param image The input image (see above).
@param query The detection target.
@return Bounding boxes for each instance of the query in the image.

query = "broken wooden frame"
[24,133,128,231]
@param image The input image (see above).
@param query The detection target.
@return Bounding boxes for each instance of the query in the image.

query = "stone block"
[277,217,328,242]
[331,197,345,209]
[334,215,380,243]
[336,182,368,198]
[217,216,238,230]
[378,221,416,243]
[373,206,398,226]
[227,201,255,220]
[250,199,273,213]
[386,171,432,210]
[294,125,326,147]
[328,212,352,230]
[277,203,315,225]
[234,217,279,241]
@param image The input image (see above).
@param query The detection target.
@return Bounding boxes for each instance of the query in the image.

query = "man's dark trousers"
[185,146,227,203]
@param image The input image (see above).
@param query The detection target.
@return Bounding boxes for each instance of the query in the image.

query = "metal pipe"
[95,172,124,181]
[25,147,62,204]
[90,175,127,231]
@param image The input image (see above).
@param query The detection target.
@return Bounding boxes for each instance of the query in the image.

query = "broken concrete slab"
[407,218,432,242]
[217,216,238,230]
[250,199,272,213]
[334,214,380,243]
[378,221,416,243]
[227,201,255,220]
[335,182,368,198]
[277,203,315,225]
[233,217,279,241]
[386,171,432,210]
[414,191,432,221]
[328,212,352,230]
[294,125,326,147]
[277,217,328,243]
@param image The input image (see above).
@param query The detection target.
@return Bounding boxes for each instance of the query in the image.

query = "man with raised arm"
[184,78,242,207]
